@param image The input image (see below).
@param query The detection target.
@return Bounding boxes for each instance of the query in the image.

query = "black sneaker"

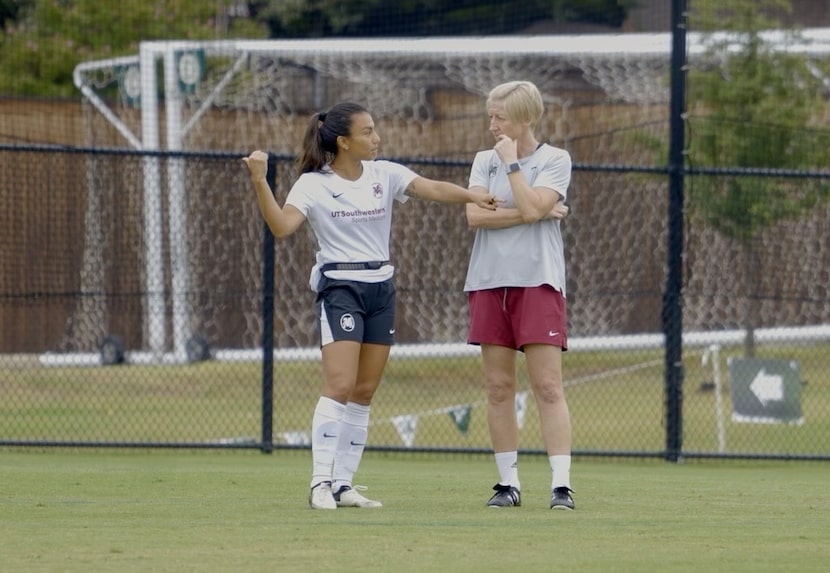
[486,484,521,507]
[550,487,575,510]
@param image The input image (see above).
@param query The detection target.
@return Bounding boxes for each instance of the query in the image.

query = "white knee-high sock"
[550,454,572,490]
[494,451,520,490]
[332,402,371,492]
[310,397,346,488]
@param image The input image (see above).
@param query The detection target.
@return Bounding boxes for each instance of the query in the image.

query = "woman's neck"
[330,159,363,181]
[516,137,540,159]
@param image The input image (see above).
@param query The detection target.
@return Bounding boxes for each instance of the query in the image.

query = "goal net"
[67,33,830,362]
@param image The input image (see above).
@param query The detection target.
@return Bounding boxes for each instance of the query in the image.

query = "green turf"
[1,450,827,573]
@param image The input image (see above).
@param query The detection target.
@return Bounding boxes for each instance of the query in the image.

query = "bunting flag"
[280,431,311,446]
[448,404,473,434]
[391,414,418,448]
[515,391,529,430]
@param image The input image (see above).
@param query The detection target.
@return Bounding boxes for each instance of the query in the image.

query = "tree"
[0,0,266,97]
[0,0,638,97]
[0,0,32,29]
[687,0,829,356]
[250,0,636,38]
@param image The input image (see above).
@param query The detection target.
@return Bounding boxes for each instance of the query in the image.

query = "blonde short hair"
[487,81,544,127]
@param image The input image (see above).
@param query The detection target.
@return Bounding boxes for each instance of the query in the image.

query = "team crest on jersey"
[340,313,356,332]
[372,182,383,198]
[488,163,499,177]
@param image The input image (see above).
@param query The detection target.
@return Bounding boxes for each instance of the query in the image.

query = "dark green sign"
[728,358,803,424]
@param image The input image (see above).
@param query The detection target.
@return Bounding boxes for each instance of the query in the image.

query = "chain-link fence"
[1,142,828,459]
[2,8,830,459]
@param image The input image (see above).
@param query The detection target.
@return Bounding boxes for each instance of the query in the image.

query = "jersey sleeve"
[285,173,316,217]
[377,160,418,203]
[534,149,572,201]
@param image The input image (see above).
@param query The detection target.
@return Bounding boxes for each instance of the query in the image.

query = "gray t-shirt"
[463,143,571,295]
[286,160,416,291]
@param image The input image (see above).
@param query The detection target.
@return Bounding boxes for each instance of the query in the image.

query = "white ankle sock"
[494,451,520,490]
[550,454,572,490]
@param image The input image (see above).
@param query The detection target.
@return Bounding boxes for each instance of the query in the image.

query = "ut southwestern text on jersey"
[330,207,387,222]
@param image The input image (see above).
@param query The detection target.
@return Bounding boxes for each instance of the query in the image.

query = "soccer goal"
[64,30,830,366]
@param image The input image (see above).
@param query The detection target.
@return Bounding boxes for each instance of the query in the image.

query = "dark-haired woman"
[243,102,497,510]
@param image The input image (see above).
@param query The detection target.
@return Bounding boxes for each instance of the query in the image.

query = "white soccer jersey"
[463,143,571,295]
[286,159,417,291]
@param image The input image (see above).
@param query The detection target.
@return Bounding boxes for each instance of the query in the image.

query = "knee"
[348,378,381,404]
[486,377,516,405]
[323,376,356,403]
[533,381,565,405]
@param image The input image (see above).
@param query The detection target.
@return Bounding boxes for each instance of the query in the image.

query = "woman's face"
[339,112,381,160]
[487,100,523,141]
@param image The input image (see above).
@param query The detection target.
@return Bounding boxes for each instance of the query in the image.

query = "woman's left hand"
[548,202,570,220]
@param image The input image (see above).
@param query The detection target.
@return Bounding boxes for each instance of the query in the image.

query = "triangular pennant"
[448,405,472,434]
[391,414,418,448]
[515,391,529,430]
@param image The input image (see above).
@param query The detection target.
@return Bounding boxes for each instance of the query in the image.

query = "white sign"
[749,368,784,406]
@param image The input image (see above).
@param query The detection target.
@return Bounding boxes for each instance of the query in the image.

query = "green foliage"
[253,0,637,38]
[0,0,32,28]
[687,0,829,244]
[0,0,637,96]
[0,0,266,97]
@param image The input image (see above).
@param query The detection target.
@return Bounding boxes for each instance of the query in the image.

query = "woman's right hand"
[242,150,268,180]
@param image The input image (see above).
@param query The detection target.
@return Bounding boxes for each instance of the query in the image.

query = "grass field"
[1,450,827,573]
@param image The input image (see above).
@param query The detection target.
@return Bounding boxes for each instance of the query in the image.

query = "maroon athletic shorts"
[467,285,568,351]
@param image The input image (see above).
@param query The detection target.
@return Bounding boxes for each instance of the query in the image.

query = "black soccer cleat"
[550,486,575,510]
[486,484,521,507]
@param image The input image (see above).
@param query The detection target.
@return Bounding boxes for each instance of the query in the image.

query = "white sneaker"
[308,481,337,510]
[333,485,383,508]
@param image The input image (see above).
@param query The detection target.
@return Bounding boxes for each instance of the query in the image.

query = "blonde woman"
[463,81,574,510]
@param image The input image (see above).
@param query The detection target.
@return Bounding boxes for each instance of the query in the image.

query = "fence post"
[663,0,688,462]
[259,153,278,453]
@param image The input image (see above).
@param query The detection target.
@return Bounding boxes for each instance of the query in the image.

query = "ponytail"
[296,102,369,174]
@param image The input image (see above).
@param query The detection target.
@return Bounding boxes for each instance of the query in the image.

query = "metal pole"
[664,0,687,462]
[164,48,193,363]
[260,154,278,454]
[139,43,167,358]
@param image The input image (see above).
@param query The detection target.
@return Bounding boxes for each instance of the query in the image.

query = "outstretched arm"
[405,177,498,211]
[242,150,306,238]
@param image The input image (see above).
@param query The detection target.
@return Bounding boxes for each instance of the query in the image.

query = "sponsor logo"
[332,192,344,198]
[389,328,396,335]
[330,206,387,218]
[340,313,356,332]
[323,433,337,438]
[548,331,559,337]
[350,441,365,446]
